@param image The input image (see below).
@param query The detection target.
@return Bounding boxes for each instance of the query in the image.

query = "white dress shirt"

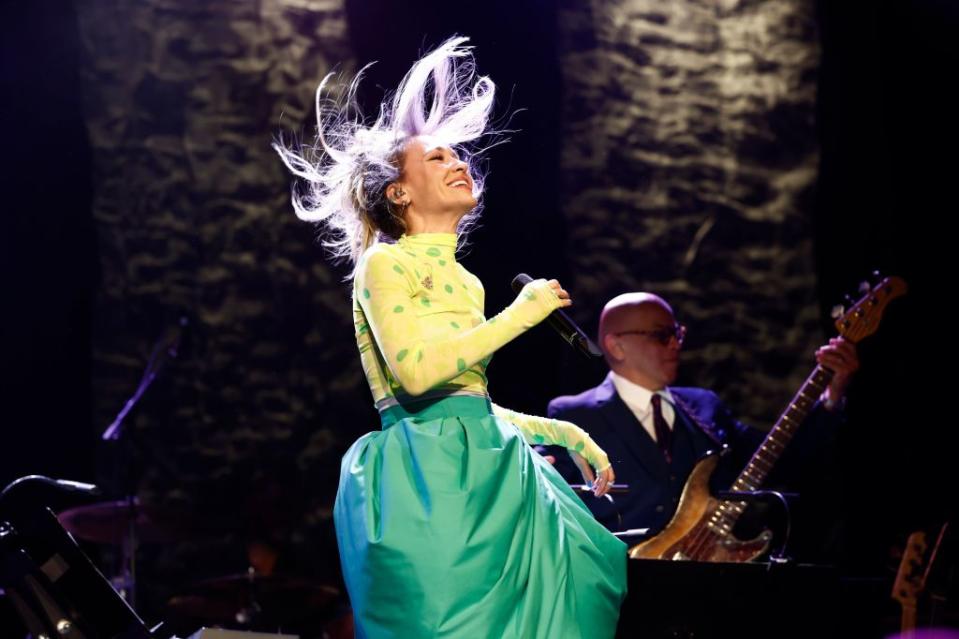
[609,372,677,443]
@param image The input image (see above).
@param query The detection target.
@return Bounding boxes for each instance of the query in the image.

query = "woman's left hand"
[568,450,616,498]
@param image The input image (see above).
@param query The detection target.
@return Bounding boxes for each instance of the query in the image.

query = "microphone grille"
[511,273,532,293]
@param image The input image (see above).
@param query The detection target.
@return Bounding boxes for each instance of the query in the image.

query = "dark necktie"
[650,394,672,463]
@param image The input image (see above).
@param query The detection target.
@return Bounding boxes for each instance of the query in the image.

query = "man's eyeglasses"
[615,324,687,346]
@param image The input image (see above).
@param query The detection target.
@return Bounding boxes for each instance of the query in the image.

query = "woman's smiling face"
[391,135,477,219]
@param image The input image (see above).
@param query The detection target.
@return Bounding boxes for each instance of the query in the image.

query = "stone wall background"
[557,0,822,420]
[75,0,360,615]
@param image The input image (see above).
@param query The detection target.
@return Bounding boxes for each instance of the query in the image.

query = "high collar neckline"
[400,232,458,248]
[398,233,458,260]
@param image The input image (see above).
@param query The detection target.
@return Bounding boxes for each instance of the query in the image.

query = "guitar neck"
[716,363,833,526]
[705,275,905,542]
[900,605,917,638]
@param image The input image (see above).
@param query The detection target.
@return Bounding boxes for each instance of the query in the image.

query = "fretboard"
[705,364,834,537]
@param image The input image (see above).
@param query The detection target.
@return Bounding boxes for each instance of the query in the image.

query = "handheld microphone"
[511,273,602,359]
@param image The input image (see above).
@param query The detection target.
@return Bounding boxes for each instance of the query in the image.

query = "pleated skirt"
[334,396,627,638]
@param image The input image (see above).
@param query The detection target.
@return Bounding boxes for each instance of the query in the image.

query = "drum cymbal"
[57,498,202,544]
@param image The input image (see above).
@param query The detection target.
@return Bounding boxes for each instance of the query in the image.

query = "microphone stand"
[103,320,184,442]
[100,319,186,607]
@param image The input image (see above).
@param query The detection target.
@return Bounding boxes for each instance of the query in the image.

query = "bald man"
[546,293,858,537]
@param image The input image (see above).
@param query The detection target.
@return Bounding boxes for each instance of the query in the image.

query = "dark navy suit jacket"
[547,374,833,536]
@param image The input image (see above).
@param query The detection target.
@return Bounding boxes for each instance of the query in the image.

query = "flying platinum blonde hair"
[273,36,497,277]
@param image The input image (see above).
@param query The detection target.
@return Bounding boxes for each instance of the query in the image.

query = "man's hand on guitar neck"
[815,337,859,411]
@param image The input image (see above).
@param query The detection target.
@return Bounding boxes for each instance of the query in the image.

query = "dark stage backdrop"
[1,0,951,634]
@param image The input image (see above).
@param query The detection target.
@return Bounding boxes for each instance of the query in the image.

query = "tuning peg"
[858,281,871,294]
[871,270,882,282]
[831,304,845,319]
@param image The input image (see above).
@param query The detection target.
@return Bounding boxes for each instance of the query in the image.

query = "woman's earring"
[392,188,408,207]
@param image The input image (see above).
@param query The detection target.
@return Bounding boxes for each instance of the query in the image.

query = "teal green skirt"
[334,396,627,638]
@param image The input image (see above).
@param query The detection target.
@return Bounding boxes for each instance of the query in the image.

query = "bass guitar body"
[628,453,772,562]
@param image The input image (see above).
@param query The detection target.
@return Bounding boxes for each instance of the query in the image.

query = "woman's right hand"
[510,277,572,328]
[546,279,572,308]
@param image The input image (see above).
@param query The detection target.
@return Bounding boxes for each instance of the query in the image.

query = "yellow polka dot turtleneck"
[351,232,611,470]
